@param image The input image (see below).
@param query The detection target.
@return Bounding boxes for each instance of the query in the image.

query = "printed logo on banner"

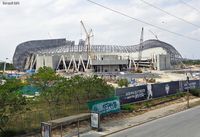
[87,97,121,115]
[183,81,196,90]
[165,84,170,95]
[116,85,148,104]
[92,100,120,114]
[189,82,196,89]
[125,89,146,99]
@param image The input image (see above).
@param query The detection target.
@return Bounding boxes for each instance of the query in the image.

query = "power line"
[140,0,200,28]
[180,0,200,15]
[86,0,200,42]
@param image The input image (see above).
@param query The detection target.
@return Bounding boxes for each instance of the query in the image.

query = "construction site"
[13,21,183,74]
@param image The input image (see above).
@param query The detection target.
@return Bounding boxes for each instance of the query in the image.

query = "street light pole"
[3,58,8,75]
[186,75,190,108]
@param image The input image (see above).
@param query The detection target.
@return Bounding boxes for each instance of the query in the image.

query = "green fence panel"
[87,96,120,115]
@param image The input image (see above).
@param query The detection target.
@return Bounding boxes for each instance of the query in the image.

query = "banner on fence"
[116,85,148,104]
[180,80,200,91]
[151,81,180,98]
[87,96,120,115]
[115,79,200,105]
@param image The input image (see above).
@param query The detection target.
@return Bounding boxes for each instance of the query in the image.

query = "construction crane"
[80,20,94,59]
[149,30,159,40]
[137,27,144,70]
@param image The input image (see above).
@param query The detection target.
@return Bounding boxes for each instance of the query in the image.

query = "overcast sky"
[0,0,200,62]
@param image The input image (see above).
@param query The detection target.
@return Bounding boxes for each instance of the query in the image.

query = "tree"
[29,67,115,118]
[0,79,26,136]
[29,67,62,119]
[117,79,129,88]
[78,75,114,102]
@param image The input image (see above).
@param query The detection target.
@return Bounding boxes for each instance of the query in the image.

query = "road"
[108,106,200,137]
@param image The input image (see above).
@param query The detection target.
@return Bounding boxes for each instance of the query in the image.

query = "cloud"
[0,0,200,60]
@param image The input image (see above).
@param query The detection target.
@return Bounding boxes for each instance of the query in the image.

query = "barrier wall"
[151,81,180,98]
[116,85,148,104]
[116,80,200,105]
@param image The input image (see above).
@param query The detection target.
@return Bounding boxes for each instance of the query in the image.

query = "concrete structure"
[13,38,182,72]
[156,54,171,70]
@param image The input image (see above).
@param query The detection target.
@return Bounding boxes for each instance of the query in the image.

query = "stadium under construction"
[13,26,182,73]
[13,40,182,72]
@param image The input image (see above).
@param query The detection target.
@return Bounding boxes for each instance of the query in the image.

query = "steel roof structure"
[13,38,182,71]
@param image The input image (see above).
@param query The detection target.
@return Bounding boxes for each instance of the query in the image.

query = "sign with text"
[41,122,51,137]
[116,85,148,104]
[180,80,200,91]
[91,112,99,128]
[87,96,120,115]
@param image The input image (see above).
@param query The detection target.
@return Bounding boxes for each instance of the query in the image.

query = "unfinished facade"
[13,38,182,72]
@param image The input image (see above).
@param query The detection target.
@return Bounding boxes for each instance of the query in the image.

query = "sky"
[0,0,200,62]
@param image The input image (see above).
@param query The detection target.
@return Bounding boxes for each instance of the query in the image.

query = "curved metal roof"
[13,39,72,70]
[13,39,182,71]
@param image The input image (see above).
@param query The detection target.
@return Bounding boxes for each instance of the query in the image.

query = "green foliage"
[175,92,186,98]
[117,78,129,87]
[190,89,200,97]
[182,60,200,65]
[29,66,59,91]
[134,69,143,73]
[0,78,27,134]
[0,67,114,135]
[144,101,151,108]
[29,67,114,119]
[0,63,15,70]
[121,104,135,112]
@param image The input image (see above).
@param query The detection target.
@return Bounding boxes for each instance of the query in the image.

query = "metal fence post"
[187,76,190,108]
[77,119,80,137]
[60,124,63,137]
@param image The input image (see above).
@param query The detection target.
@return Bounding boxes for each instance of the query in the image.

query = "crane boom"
[80,20,89,36]
[149,30,158,40]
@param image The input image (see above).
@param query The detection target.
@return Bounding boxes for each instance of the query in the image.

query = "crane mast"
[80,20,91,59]
[137,27,144,69]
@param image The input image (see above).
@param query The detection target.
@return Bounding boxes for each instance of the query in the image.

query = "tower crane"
[137,27,144,70]
[149,30,159,40]
[80,20,94,59]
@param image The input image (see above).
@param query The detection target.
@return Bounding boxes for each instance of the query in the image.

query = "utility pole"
[186,75,190,108]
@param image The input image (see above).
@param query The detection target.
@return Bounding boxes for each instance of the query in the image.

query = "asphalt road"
[108,106,200,137]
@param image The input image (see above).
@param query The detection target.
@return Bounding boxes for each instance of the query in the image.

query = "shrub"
[190,89,200,97]
[121,104,135,112]
[145,78,156,83]
[117,79,129,88]
[175,92,186,98]
[134,69,143,73]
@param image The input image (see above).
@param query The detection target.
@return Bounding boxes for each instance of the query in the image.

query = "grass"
[1,103,88,136]
[121,92,187,113]
[121,104,136,112]
[0,92,190,136]
[190,88,200,97]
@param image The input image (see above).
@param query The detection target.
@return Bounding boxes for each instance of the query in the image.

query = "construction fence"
[116,80,200,105]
